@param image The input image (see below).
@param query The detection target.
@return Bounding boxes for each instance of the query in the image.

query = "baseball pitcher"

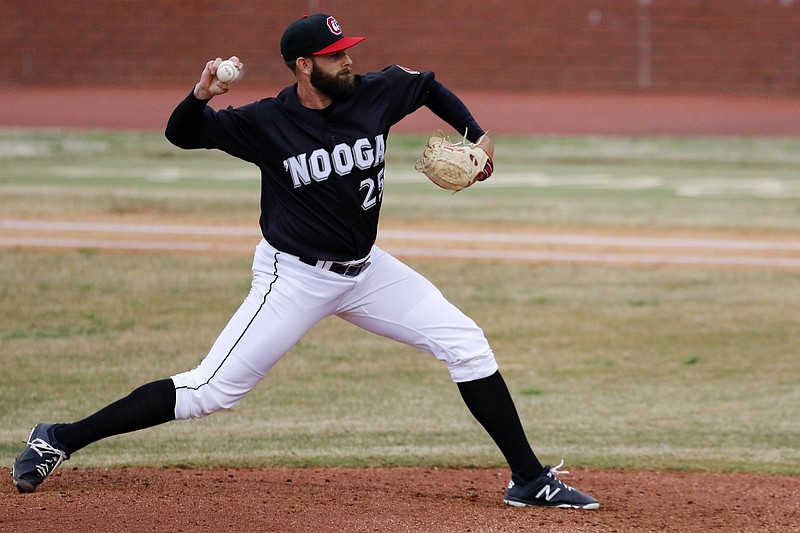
[12,13,598,510]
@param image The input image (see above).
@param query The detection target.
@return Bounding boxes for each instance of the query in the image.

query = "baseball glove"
[414,131,494,191]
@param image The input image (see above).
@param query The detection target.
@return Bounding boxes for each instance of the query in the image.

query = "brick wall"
[2,0,799,95]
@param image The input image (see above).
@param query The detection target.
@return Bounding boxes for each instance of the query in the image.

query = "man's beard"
[310,61,356,101]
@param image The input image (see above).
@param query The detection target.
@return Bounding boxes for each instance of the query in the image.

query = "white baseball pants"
[171,239,497,420]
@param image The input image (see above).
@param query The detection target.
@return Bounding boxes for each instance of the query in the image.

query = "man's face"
[309,51,356,101]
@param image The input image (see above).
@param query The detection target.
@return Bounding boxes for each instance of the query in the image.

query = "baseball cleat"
[12,423,70,493]
[503,460,600,509]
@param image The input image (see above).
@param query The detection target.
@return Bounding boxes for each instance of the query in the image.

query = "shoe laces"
[27,437,66,478]
[28,437,66,459]
[545,460,577,492]
[550,459,569,476]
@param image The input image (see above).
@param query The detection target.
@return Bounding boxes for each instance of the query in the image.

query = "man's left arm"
[476,134,494,160]
[424,80,488,146]
[424,80,494,182]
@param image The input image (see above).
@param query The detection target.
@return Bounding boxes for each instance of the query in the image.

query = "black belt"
[299,257,371,277]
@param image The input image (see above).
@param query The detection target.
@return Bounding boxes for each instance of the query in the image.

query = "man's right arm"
[164,92,211,149]
[164,93,214,150]
[165,57,243,150]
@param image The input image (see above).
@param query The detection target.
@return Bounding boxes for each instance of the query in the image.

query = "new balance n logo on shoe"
[536,484,561,501]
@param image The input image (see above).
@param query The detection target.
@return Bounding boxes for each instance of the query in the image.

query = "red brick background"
[3,0,799,95]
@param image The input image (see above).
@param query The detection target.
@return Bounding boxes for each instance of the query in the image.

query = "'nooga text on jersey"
[283,134,386,188]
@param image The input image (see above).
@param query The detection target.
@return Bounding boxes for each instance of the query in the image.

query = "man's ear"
[296,57,313,75]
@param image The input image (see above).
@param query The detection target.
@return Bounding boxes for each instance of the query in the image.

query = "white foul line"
[0,236,254,253]
[2,219,800,269]
[386,247,800,269]
[0,219,257,236]
[2,219,799,251]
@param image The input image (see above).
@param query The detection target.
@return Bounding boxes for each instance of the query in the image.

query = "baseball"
[216,60,240,83]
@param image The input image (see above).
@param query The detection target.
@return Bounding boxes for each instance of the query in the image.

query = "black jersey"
[166,65,484,261]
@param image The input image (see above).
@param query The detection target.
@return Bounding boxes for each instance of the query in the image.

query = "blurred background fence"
[2,0,799,95]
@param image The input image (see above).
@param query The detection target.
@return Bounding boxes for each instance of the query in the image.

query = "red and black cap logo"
[281,13,365,63]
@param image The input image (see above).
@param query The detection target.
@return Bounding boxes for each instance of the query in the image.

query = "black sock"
[457,370,544,482]
[53,378,177,455]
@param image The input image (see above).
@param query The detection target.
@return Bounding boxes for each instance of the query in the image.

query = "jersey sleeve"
[165,91,262,164]
[378,65,485,143]
[424,80,486,143]
[379,65,438,125]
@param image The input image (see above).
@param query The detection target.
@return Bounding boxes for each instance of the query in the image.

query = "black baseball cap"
[280,14,365,63]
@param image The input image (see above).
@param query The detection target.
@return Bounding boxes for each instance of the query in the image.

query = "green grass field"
[1,129,799,475]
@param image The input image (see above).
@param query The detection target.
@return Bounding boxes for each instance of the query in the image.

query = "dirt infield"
[2,466,799,533]
[2,89,799,531]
